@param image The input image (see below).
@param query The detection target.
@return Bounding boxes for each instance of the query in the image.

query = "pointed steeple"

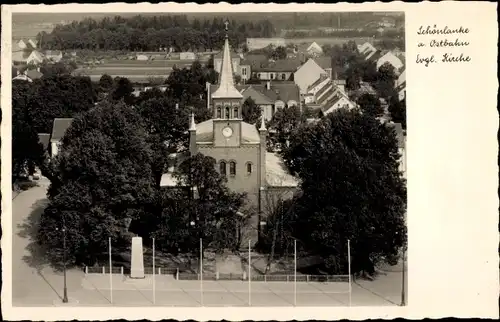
[189,113,196,131]
[211,22,243,99]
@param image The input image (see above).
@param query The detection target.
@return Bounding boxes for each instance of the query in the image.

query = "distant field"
[284,37,374,45]
[94,60,194,68]
[75,67,173,76]
[84,74,168,83]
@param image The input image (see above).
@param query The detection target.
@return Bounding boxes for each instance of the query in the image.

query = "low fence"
[84,266,349,283]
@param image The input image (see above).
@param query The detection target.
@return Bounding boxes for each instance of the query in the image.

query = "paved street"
[11,181,406,307]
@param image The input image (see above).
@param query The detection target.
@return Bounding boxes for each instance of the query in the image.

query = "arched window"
[225,106,230,119]
[246,162,252,175]
[229,161,236,176]
[233,106,239,119]
[220,161,226,176]
[216,106,222,118]
[270,73,275,80]
[281,73,286,80]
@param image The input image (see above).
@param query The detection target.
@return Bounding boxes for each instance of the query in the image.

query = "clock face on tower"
[222,126,233,138]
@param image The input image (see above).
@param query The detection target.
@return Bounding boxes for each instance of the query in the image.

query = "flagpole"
[200,238,203,306]
[294,239,297,306]
[348,239,351,307]
[109,237,113,304]
[248,239,251,306]
[153,237,156,305]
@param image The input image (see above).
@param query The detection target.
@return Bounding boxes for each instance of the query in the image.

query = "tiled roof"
[38,133,51,151]
[50,118,73,142]
[12,50,31,62]
[307,76,329,91]
[242,86,274,105]
[195,119,260,143]
[25,69,43,80]
[252,59,302,72]
[210,82,300,105]
[313,57,332,70]
[241,54,268,66]
[317,86,336,105]
[265,152,299,187]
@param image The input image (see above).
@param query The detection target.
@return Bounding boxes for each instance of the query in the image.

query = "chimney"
[266,81,271,90]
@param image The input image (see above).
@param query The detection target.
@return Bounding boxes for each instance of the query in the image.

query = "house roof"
[312,57,332,70]
[50,118,73,142]
[38,133,51,151]
[241,54,268,67]
[210,82,300,105]
[195,119,260,143]
[307,76,330,91]
[266,152,299,187]
[45,50,62,57]
[252,59,302,72]
[12,50,31,62]
[242,86,274,105]
[25,69,43,80]
[322,93,354,113]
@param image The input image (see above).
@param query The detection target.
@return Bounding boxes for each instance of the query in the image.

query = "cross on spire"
[224,20,229,38]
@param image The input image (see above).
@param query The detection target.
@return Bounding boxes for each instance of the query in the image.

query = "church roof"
[266,152,300,187]
[50,118,73,142]
[211,37,243,99]
[194,119,260,143]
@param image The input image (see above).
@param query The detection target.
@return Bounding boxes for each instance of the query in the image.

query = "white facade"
[180,52,196,60]
[136,54,149,61]
[376,52,404,71]
[51,141,61,158]
[323,96,357,115]
[307,42,323,55]
[26,51,44,65]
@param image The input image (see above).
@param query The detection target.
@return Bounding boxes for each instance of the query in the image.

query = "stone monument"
[130,236,145,278]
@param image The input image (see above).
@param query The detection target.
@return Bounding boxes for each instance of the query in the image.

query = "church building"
[161,30,299,241]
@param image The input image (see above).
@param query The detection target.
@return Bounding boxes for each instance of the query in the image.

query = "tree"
[241,97,260,124]
[389,97,406,130]
[12,81,46,179]
[136,96,190,187]
[173,153,247,256]
[357,93,384,118]
[374,62,398,100]
[268,105,307,152]
[99,74,114,92]
[111,77,135,105]
[282,108,406,275]
[37,101,155,267]
[271,46,287,60]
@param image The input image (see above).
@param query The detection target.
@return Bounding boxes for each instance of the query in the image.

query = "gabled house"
[50,118,73,158]
[376,51,404,72]
[251,59,302,81]
[294,41,323,57]
[136,54,149,61]
[293,58,332,95]
[45,50,63,63]
[321,91,357,115]
[28,39,38,49]
[13,67,43,82]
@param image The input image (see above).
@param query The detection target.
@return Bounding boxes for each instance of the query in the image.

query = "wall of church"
[260,186,299,218]
[198,144,262,206]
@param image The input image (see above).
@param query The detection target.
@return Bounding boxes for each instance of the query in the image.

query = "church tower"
[211,22,244,148]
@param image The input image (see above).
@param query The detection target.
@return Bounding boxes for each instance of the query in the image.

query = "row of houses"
[12,38,63,66]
